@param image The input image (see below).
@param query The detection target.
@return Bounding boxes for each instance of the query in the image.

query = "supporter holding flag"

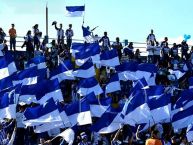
[82,25,94,43]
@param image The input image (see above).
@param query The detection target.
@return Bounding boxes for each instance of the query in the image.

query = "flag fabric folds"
[64,97,92,126]
[100,49,120,67]
[85,93,112,117]
[90,105,123,134]
[12,66,43,86]
[50,59,75,82]
[77,77,103,96]
[122,90,151,126]
[115,61,138,81]
[0,87,16,119]
[65,6,85,17]
[142,86,168,123]
[23,98,62,126]
[27,56,47,69]
[0,53,17,90]
[73,60,95,78]
[19,79,64,104]
[105,73,121,94]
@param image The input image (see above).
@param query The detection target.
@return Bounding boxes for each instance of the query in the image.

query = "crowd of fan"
[0,23,193,145]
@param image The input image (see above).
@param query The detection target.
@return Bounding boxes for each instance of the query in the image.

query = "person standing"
[53,22,65,45]
[147,29,157,45]
[99,31,111,51]
[21,30,34,60]
[9,24,17,51]
[112,37,123,60]
[65,24,74,49]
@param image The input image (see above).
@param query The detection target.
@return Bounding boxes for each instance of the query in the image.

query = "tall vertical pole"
[46,3,48,37]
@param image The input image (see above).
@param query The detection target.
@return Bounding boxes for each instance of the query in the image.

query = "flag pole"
[82,4,85,25]
[46,2,48,36]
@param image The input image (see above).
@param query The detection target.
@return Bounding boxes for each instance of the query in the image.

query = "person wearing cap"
[65,24,74,49]
[53,22,65,45]
[78,132,90,145]
[9,24,17,51]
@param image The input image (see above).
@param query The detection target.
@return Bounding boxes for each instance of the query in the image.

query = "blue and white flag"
[50,59,75,82]
[147,86,171,123]
[73,43,100,66]
[187,124,193,142]
[136,63,157,85]
[100,49,120,67]
[105,73,121,94]
[73,60,95,78]
[0,53,17,90]
[77,77,103,96]
[172,104,193,130]
[85,93,112,117]
[19,79,64,104]
[65,97,92,126]
[115,61,138,81]
[12,66,43,86]
[172,89,193,115]
[23,98,62,126]
[90,105,123,134]
[0,87,16,119]
[27,56,47,69]
[122,90,151,126]
[82,26,94,43]
[65,6,85,17]
[34,102,71,133]
[172,89,193,130]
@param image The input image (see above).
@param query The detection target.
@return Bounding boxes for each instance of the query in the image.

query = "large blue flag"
[100,49,120,67]
[0,53,17,90]
[50,59,75,82]
[73,59,95,78]
[19,79,64,104]
[90,105,123,134]
[0,87,16,119]
[77,77,103,96]
[64,97,92,126]
[85,93,112,117]
[105,73,121,94]
[23,98,62,126]
[115,61,138,81]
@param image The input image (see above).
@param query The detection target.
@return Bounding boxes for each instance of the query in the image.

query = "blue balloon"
[184,34,191,41]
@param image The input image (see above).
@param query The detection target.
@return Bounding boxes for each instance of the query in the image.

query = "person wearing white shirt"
[147,41,154,63]
[65,24,74,49]
[53,22,65,45]
[146,29,156,45]
[154,42,161,64]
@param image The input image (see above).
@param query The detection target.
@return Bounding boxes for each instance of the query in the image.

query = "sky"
[0,0,193,45]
